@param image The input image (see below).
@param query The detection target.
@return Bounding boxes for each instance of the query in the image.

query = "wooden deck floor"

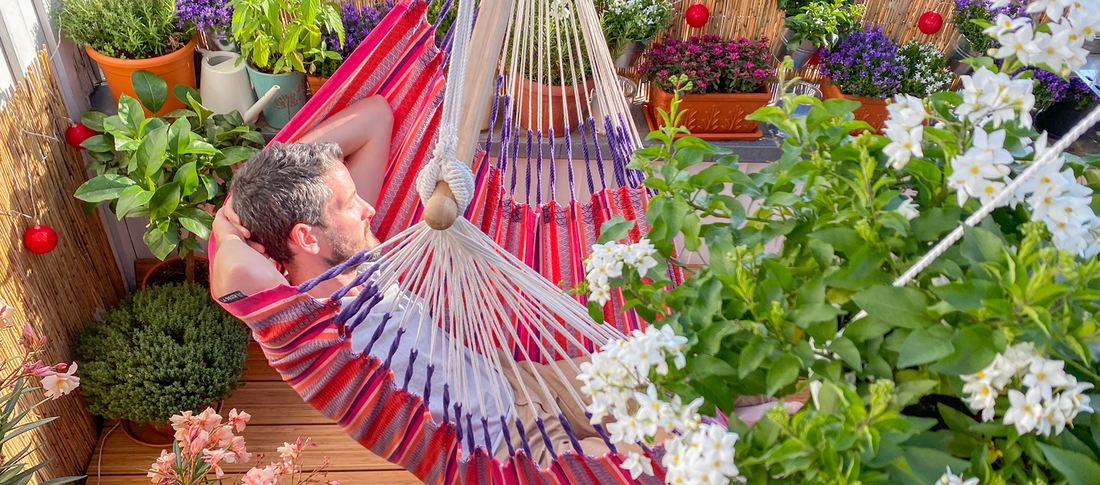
[85,342,421,485]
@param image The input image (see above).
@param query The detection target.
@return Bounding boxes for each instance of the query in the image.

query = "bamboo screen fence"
[0,50,127,483]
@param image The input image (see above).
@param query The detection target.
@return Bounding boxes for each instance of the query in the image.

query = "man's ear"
[288,223,322,256]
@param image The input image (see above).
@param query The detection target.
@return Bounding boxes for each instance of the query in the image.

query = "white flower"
[993,23,1038,63]
[938,466,980,485]
[971,129,1014,167]
[620,452,654,479]
[1024,358,1072,400]
[1059,377,1095,422]
[972,178,1008,207]
[886,94,927,129]
[588,284,612,306]
[1027,0,1069,22]
[1068,6,1100,39]
[41,363,79,399]
[986,14,1031,36]
[895,198,920,221]
[885,125,924,169]
[1036,398,1068,437]
[1004,388,1044,434]
[1031,31,1075,73]
[1003,342,1039,371]
[930,275,951,287]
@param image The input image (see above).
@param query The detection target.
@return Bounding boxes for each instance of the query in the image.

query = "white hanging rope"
[850,103,1100,323]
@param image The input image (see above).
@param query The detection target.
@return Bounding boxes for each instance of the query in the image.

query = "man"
[210,96,613,467]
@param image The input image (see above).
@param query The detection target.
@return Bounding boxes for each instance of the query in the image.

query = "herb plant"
[600,0,672,56]
[820,26,905,98]
[53,0,194,59]
[75,282,250,425]
[783,0,865,49]
[73,71,264,267]
[229,0,345,75]
[641,35,774,95]
[897,41,955,97]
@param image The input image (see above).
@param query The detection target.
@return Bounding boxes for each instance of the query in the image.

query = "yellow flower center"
[985,186,995,194]
[1016,43,1023,50]
[1024,405,1033,412]
[971,167,980,174]
[978,371,985,378]
[1045,196,1052,204]
[981,387,990,394]
[905,143,912,149]
[1038,373,1045,380]
[1066,207,1074,213]
[1042,176,1050,183]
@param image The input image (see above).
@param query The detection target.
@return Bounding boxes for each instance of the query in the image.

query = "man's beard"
[320,225,378,268]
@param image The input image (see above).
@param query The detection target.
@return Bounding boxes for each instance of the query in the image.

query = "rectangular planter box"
[644,85,772,140]
[820,81,889,134]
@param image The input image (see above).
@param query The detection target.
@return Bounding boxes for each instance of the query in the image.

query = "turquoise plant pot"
[245,65,306,129]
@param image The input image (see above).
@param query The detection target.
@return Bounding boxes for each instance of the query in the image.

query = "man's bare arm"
[298,95,394,205]
[210,200,289,300]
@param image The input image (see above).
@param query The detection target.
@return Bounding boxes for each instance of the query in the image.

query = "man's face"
[317,162,379,267]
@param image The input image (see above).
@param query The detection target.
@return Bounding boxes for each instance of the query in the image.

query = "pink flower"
[147,449,176,484]
[24,360,54,377]
[241,465,279,485]
[188,428,210,455]
[228,409,251,432]
[328,482,341,485]
[228,436,252,464]
[211,425,236,448]
[0,298,14,329]
[744,62,755,69]
[203,449,228,478]
[41,363,78,399]
[278,441,300,462]
[196,407,222,432]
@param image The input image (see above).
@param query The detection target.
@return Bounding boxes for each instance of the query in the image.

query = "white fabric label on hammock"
[339,284,515,452]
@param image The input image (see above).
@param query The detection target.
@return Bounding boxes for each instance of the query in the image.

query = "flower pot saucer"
[642,103,764,141]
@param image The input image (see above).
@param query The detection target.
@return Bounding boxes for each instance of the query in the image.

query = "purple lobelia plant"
[641,34,773,95]
[319,1,396,77]
[176,0,232,32]
[820,26,904,99]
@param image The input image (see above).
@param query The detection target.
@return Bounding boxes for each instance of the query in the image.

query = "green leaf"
[586,301,604,324]
[138,125,170,178]
[174,162,200,196]
[117,95,145,134]
[185,133,219,156]
[901,446,972,484]
[214,146,257,167]
[174,85,202,107]
[765,354,801,395]
[828,337,861,370]
[80,135,114,152]
[930,324,1005,374]
[596,216,636,244]
[961,226,1006,266]
[73,175,135,203]
[81,111,107,132]
[690,355,738,378]
[851,285,935,329]
[143,224,179,260]
[845,315,892,342]
[739,340,776,378]
[130,70,167,114]
[911,207,962,241]
[177,208,214,240]
[167,117,192,156]
[897,324,955,368]
[149,182,182,221]
[114,185,153,219]
[1037,442,1100,485]
[186,92,214,125]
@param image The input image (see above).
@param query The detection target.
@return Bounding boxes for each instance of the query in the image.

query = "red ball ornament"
[918,11,944,35]
[24,225,58,254]
[65,122,95,150]
[685,4,710,28]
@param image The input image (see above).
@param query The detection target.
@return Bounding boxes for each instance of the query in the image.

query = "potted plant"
[778,0,864,69]
[600,0,672,69]
[73,71,264,284]
[507,13,595,137]
[74,282,250,447]
[776,0,816,17]
[948,0,1025,75]
[820,26,904,133]
[1034,70,1100,137]
[582,43,1100,482]
[315,1,396,96]
[641,35,774,140]
[896,40,955,97]
[176,0,237,52]
[229,0,345,129]
[54,0,198,116]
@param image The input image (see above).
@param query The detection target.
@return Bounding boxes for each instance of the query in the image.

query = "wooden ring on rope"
[423,181,458,230]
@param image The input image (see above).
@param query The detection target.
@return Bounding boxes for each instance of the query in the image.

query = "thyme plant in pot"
[72,71,263,284]
[229,0,345,128]
[54,0,198,116]
[600,0,672,69]
[641,35,774,140]
[579,39,1100,482]
[75,282,250,447]
[820,26,904,133]
[779,0,864,69]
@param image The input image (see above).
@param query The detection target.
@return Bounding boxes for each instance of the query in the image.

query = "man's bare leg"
[298,95,394,206]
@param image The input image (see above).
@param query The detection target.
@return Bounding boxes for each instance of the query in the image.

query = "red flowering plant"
[641,35,773,95]
[147,407,337,485]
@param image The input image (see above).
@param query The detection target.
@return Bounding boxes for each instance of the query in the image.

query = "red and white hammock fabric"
[213,1,673,484]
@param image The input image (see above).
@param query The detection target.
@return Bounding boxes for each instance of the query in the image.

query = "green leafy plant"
[52,0,194,59]
[581,60,1100,484]
[776,0,817,16]
[600,0,671,57]
[783,0,865,49]
[74,282,250,425]
[507,8,593,86]
[74,71,263,268]
[229,0,345,75]
[897,40,954,97]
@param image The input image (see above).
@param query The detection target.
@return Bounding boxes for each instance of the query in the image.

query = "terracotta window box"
[820,81,890,135]
[644,84,772,140]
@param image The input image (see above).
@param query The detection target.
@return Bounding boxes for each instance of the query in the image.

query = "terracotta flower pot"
[819,81,889,134]
[513,77,597,137]
[120,400,223,448]
[307,74,329,98]
[85,37,199,117]
[645,84,772,140]
[141,255,210,290]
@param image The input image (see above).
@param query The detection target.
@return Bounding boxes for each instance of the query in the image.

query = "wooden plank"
[88,470,422,485]
[455,0,515,165]
[243,340,286,382]
[223,381,332,426]
[87,424,406,476]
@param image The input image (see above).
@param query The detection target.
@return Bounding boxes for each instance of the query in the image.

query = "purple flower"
[175,0,231,32]
[821,27,903,98]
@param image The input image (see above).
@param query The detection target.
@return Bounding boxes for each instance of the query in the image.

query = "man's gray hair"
[230,142,343,263]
